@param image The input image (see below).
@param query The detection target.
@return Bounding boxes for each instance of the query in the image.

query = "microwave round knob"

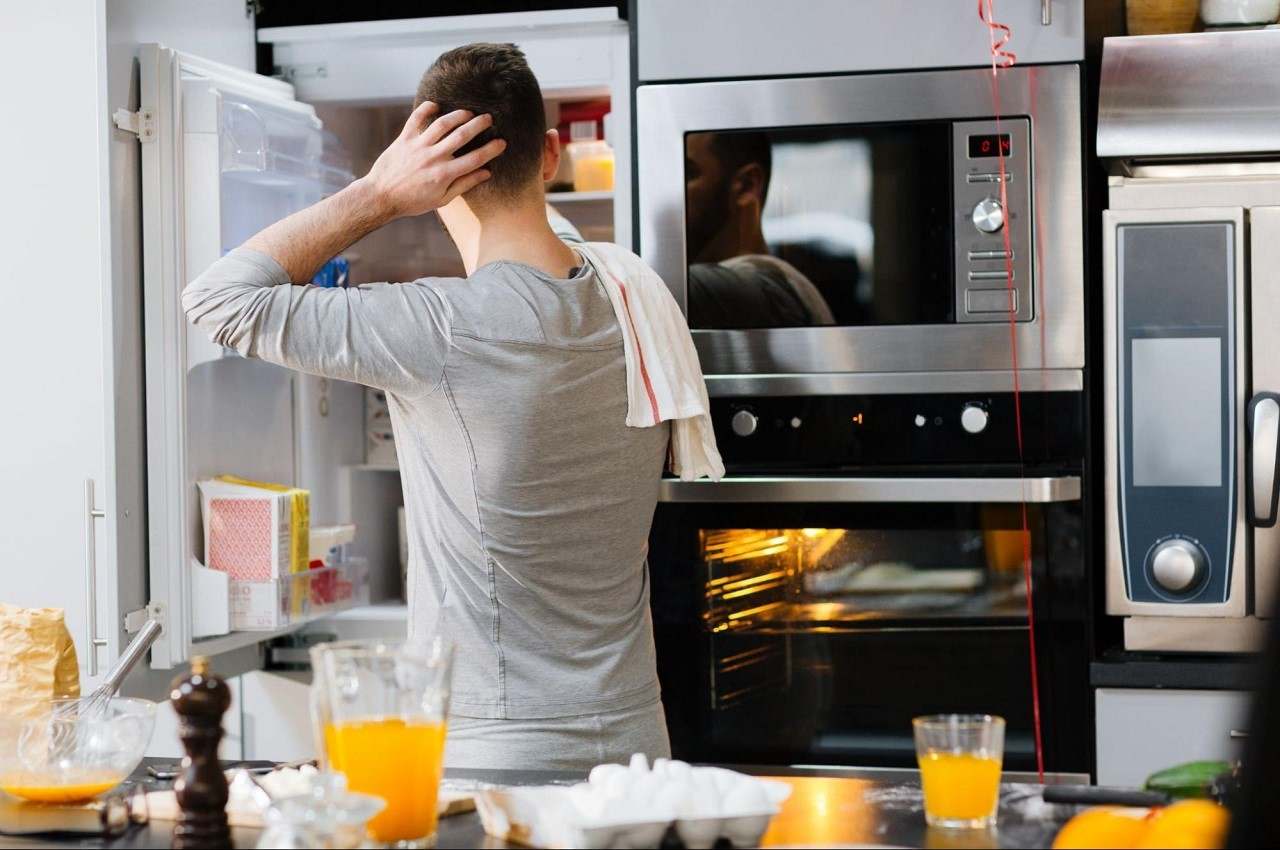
[971,197,1006,234]
[960,404,989,435]
[1150,539,1207,594]
[731,409,759,437]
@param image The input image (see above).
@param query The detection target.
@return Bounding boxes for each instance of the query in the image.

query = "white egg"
[599,770,633,802]
[629,772,664,807]
[665,760,693,784]
[686,772,721,818]
[705,767,744,798]
[721,779,770,815]
[651,779,687,818]
[629,752,649,774]
[590,763,627,787]
[569,783,607,821]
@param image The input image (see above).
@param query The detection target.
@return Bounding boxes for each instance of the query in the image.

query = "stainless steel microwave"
[636,64,1085,395]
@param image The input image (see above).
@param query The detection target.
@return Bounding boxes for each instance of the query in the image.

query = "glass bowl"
[0,697,157,804]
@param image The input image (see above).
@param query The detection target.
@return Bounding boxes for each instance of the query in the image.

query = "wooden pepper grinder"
[170,655,232,849]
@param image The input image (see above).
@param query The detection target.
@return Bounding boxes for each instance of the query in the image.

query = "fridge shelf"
[547,190,613,204]
[219,93,352,195]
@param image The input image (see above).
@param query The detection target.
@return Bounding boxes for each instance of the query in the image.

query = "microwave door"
[1250,207,1280,619]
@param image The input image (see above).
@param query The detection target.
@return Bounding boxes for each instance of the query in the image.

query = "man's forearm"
[242,178,394,283]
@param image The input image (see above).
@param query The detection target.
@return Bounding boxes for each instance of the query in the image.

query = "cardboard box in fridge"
[198,476,310,582]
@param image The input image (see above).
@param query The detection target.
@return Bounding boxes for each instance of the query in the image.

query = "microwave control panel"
[951,118,1033,324]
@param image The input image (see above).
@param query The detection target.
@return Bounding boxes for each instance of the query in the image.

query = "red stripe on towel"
[614,277,662,423]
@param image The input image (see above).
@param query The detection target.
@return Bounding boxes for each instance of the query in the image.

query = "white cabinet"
[1096,688,1249,786]
[239,671,315,762]
[0,0,136,686]
[637,0,1084,82]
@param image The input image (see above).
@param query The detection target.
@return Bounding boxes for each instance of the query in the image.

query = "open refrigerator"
[132,14,627,673]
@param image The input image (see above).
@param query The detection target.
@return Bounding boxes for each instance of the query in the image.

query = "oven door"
[648,477,1091,773]
[636,64,1084,391]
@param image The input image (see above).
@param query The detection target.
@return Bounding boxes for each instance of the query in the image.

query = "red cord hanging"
[978,0,1045,784]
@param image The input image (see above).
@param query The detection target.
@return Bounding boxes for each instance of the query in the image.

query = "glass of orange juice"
[913,714,1005,829]
[313,637,453,848]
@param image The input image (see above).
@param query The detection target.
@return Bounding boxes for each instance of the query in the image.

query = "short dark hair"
[709,131,772,205]
[414,43,546,197]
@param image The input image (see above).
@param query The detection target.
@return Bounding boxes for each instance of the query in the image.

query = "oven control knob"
[972,197,1006,234]
[960,404,989,435]
[1150,539,1207,594]
[731,409,759,437]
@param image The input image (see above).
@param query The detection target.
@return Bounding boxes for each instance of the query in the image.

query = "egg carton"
[476,755,791,849]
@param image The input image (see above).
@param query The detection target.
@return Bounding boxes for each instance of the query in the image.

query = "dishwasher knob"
[972,197,1006,234]
[731,409,759,437]
[1150,539,1207,594]
[960,404,989,435]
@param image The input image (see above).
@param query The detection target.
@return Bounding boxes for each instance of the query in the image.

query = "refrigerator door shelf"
[217,91,352,195]
[139,44,353,669]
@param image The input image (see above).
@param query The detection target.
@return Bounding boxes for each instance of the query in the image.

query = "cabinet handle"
[1229,729,1249,739]
[1041,0,1052,25]
[84,479,108,676]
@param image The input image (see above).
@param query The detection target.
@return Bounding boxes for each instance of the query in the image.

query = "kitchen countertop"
[0,763,1087,849]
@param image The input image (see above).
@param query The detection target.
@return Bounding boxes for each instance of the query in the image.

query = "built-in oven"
[648,393,1093,773]
[1098,30,1280,653]
[636,63,1084,393]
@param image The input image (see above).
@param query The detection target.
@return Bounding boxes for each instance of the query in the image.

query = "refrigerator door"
[138,45,351,668]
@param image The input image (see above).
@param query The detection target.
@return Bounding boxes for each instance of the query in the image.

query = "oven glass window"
[684,123,954,329]
[649,500,1092,772]
[700,511,1032,633]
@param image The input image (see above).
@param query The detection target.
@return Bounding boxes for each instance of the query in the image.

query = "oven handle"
[658,476,1081,504]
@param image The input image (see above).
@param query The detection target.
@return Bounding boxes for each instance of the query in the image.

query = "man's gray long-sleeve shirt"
[183,244,668,719]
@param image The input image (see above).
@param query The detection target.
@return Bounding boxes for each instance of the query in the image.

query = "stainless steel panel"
[1252,207,1280,618]
[637,64,1085,377]
[658,476,1081,504]
[1103,206,1248,620]
[637,0,1083,82]
[1109,172,1280,211]
[1122,617,1266,653]
[703,370,1083,397]
[967,289,1018,314]
[1098,29,1280,160]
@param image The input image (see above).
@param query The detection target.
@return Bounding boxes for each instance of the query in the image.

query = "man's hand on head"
[361,101,508,220]
[235,101,505,283]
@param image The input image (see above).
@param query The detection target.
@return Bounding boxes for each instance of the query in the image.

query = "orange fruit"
[1052,806,1153,849]
[1134,799,1230,850]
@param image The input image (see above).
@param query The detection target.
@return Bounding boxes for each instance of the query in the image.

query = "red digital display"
[968,134,1012,158]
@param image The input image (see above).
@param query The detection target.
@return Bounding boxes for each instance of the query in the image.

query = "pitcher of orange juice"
[312,637,453,848]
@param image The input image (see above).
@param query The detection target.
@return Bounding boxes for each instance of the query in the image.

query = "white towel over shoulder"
[576,243,725,482]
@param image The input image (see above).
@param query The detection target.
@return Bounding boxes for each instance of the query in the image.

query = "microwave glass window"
[1130,337,1223,487]
[684,124,954,329]
[967,133,1011,158]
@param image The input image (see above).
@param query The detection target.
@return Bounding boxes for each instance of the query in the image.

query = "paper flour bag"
[0,604,80,718]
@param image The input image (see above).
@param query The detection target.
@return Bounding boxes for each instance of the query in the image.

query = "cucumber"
[1144,760,1233,799]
